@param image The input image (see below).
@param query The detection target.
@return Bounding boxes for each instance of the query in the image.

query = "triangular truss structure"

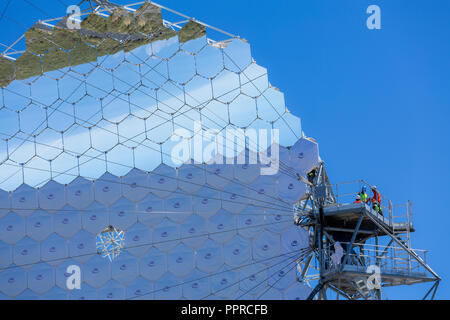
[96,225,125,261]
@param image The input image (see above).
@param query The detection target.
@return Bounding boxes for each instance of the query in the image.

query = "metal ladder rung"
[353,277,373,300]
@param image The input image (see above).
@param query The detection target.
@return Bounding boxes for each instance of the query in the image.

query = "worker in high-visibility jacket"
[360,186,368,203]
[371,186,383,215]
[307,168,317,184]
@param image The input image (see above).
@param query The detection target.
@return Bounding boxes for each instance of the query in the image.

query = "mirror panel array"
[0,1,318,300]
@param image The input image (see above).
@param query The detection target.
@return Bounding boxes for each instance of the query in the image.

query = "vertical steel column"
[341,213,364,267]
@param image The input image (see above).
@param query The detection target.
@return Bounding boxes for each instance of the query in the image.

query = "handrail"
[323,241,430,276]
[325,180,414,231]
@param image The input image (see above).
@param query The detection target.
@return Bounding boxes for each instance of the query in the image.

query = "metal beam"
[341,213,364,267]
[324,226,374,235]
[327,284,352,300]
[300,254,314,281]
[431,281,440,300]
[423,280,439,300]
[379,238,394,258]
[306,281,328,300]
[365,213,441,280]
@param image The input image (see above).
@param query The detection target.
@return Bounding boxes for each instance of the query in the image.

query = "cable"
[0,9,302,207]
[0,206,294,217]
[237,249,311,299]
[0,217,297,271]
[2,160,296,214]
[22,0,53,18]
[201,248,308,299]
[126,247,307,300]
[255,250,310,299]
[121,47,302,182]
[0,126,294,212]
[0,0,12,23]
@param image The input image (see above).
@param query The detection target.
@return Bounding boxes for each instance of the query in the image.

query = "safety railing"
[323,242,428,277]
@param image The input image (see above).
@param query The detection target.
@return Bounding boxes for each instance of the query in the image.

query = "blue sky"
[1,0,449,299]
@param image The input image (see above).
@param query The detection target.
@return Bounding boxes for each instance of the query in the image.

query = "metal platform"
[324,265,436,299]
[336,265,435,285]
[320,203,415,240]
[322,241,435,286]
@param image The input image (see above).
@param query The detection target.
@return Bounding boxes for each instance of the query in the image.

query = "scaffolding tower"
[294,162,440,300]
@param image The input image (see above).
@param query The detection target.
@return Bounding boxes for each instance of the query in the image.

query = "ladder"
[354,276,373,300]
[391,202,413,272]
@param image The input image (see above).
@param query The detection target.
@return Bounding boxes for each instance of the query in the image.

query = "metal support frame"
[306,280,328,300]
[364,212,440,280]
[1,0,238,59]
[341,213,364,268]
[299,254,314,281]
[423,280,440,300]
[298,162,440,300]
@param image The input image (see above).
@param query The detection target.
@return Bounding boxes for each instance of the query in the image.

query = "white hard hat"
[372,185,377,189]
[356,194,361,200]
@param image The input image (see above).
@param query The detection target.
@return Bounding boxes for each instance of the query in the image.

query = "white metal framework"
[0,0,238,61]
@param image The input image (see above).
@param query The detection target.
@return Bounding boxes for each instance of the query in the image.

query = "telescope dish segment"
[0,0,318,300]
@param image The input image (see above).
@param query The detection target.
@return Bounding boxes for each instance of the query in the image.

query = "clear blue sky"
[1,0,449,299]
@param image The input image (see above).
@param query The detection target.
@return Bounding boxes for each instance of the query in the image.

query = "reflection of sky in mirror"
[0,35,301,191]
[0,2,318,302]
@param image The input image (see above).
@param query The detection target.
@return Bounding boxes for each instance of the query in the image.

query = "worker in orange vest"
[354,194,361,203]
[371,186,383,215]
